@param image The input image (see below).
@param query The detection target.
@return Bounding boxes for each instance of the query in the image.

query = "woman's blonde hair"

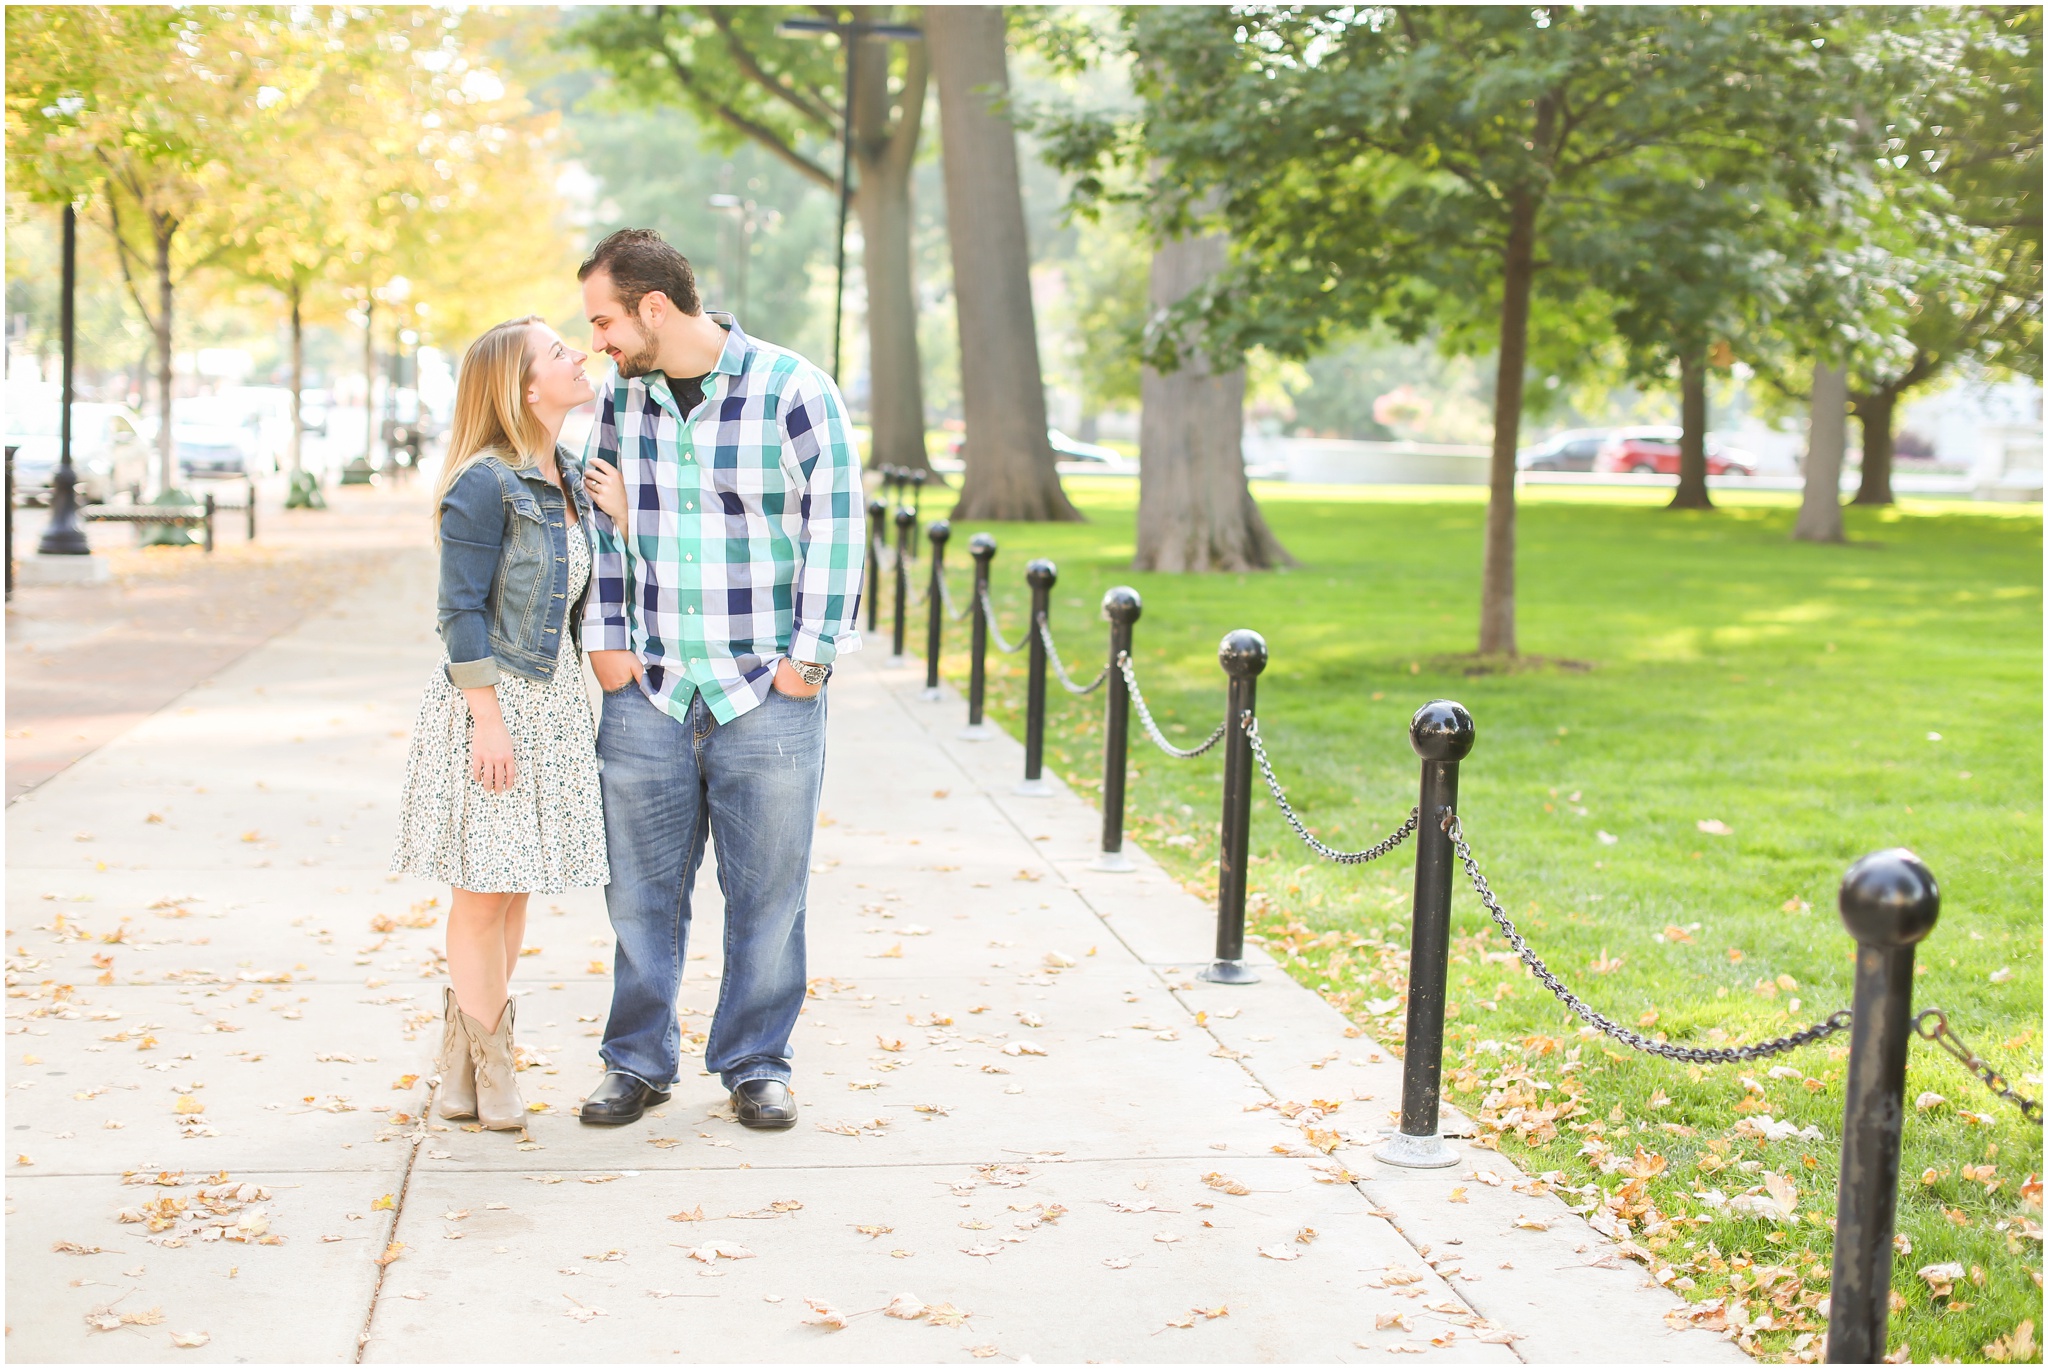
[432,315,549,537]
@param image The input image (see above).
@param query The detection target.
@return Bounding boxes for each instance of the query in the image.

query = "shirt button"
[688,606,696,614]
[686,502,694,510]
[685,554,693,561]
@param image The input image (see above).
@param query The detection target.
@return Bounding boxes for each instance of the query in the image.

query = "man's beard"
[610,318,660,379]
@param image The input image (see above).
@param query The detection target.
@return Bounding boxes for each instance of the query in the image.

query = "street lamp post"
[707,193,756,322]
[38,204,91,557]
[775,13,922,384]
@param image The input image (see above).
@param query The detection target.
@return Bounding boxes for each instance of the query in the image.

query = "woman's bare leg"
[447,888,515,1025]
[501,894,531,981]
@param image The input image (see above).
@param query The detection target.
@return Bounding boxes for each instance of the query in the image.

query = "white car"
[6,396,153,504]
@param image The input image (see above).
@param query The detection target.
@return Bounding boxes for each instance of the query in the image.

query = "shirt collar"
[622,314,752,414]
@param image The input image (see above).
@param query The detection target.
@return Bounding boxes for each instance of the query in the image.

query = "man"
[574,228,863,1129]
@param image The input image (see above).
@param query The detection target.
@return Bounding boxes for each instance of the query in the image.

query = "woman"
[390,316,608,1131]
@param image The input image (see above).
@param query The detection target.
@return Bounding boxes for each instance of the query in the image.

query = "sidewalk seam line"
[354,1098,432,1362]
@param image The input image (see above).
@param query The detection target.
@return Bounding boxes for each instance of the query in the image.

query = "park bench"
[80,475,257,553]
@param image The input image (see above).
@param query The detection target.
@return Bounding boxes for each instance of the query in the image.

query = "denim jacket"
[436,449,593,688]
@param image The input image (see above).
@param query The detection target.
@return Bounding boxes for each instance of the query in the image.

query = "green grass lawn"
[922,480,2042,1364]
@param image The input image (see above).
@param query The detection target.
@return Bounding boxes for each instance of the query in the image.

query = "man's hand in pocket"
[591,650,644,693]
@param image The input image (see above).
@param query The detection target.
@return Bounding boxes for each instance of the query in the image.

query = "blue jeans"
[595,682,825,1091]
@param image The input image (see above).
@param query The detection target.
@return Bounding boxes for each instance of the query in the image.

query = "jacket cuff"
[445,656,501,689]
[790,630,853,665]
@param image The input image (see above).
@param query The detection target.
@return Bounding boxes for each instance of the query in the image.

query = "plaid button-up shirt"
[579,315,865,725]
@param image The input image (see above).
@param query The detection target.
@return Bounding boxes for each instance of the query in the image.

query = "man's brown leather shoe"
[732,1079,797,1130]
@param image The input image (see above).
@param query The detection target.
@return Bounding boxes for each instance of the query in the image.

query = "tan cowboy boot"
[466,997,526,1131]
[433,987,477,1121]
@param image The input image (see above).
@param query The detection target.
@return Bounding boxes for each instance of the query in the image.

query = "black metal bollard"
[1199,630,1268,984]
[903,470,924,563]
[865,498,887,633]
[1017,558,1056,796]
[1826,850,1940,1364]
[921,519,950,700]
[890,506,915,663]
[960,533,998,740]
[1092,588,1142,872]
[1376,699,1477,1168]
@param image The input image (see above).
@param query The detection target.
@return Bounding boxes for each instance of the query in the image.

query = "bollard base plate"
[1088,850,1136,873]
[1374,1130,1461,1169]
[1014,777,1053,798]
[18,553,110,587]
[957,724,997,742]
[918,686,943,702]
[1197,959,1258,985]
[887,655,910,669]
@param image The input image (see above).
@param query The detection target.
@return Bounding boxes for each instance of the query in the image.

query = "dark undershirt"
[667,372,709,415]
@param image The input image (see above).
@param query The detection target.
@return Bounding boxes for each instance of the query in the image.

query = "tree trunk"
[1669,345,1713,510]
[929,5,1079,522]
[850,25,929,473]
[1135,227,1292,573]
[362,295,376,466]
[153,229,176,495]
[288,283,304,475]
[1850,386,1897,506]
[1479,194,1538,656]
[1793,361,1847,543]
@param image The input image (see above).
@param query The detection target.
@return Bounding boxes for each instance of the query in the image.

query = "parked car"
[299,387,332,437]
[174,421,262,478]
[178,394,282,473]
[5,395,152,504]
[946,427,1131,468]
[1518,428,1612,472]
[1594,426,1757,477]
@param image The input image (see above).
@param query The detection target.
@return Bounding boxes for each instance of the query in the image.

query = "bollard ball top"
[1409,700,1476,762]
[969,532,997,559]
[894,505,917,529]
[1101,586,1143,624]
[1218,629,1268,678]
[1838,849,1939,948]
[868,497,887,518]
[927,519,951,544]
[911,469,928,486]
[1025,558,1058,588]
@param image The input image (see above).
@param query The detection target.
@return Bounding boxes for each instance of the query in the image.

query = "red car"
[1594,426,1756,477]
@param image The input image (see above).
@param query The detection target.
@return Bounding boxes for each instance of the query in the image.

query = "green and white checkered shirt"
[580,315,866,724]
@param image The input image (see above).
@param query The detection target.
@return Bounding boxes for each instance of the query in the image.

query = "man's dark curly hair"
[577,227,700,317]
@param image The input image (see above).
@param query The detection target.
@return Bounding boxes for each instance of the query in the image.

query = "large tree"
[1843,7,2040,505]
[927,5,1078,522]
[569,6,932,472]
[1075,6,1827,654]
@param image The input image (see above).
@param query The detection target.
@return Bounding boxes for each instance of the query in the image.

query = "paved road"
[3,534,1746,1363]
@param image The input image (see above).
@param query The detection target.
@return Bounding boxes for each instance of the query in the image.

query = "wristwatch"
[790,659,832,688]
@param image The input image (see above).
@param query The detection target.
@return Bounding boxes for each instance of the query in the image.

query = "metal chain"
[1242,715,1419,864]
[1038,616,1109,695]
[1117,652,1227,759]
[977,586,1028,655]
[1445,814,1854,1063]
[940,575,970,622]
[1914,1009,2044,1124]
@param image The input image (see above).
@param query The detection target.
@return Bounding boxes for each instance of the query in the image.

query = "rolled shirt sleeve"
[782,367,865,666]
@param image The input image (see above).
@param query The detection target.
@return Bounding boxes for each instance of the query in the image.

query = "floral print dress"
[390,520,609,894]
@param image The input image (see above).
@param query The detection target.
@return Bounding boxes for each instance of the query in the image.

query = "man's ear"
[639,291,670,332]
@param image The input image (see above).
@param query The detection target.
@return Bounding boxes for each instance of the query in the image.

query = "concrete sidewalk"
[3,543,1745,1363]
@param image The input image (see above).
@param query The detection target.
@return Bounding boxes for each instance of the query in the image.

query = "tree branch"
[660,48,838,189]
[703,7,839,131]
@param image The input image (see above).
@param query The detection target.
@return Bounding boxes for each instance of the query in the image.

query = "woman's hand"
[461,687,517,792]
[585,458,627,525]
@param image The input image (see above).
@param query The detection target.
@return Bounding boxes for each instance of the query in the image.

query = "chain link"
[978,586,1028,655]
[1240,714,1419,864]
[1117,652,1226,759]
[1038,616,1109,695]
[940,575,970,622]
[1444,814,1853,1063]
[1914,1009,2044,1124]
